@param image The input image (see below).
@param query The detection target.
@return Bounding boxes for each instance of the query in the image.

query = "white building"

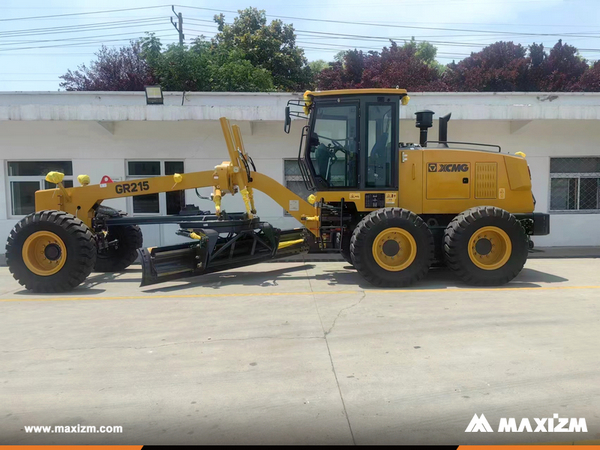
[1,90,599,251]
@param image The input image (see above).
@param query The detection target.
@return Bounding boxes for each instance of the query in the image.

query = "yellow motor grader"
[5,89,549,292]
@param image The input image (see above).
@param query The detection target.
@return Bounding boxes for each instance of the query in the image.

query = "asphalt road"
[0,259,599,445]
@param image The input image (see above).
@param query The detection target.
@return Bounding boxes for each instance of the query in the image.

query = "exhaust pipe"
[439,113,451,148]
[415,110,434,147]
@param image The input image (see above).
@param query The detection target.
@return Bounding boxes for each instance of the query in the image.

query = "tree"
[443,39,591,92]
[59,41,155,91]
[315,61,345,90]
[577,61,600,91]
[309,60,328,76]
[141,35,212,92]
[316,49,364,90]
[140,34,274,92]
[212,8,312,91]
[209,49,274,92]
[542,39,588,91]
[60,9,308,93]
[523,42,547,91]
[317,40,447,91]
[443,41,529,91]
[361,40,447,91]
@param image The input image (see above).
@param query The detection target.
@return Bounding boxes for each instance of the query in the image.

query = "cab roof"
[304,88,408,98]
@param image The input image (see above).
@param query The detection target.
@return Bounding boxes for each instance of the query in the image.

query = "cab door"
[363,101,398,191]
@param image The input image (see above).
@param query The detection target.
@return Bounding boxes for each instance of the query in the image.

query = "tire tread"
[5,210,96,292]
[443,206,528,286]
[350,208,434,287]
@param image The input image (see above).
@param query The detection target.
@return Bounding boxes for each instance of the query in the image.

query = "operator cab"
[286,89,408,192]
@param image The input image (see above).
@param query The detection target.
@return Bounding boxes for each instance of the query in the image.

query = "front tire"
[6,210,96,292]
[350,208,434,287]
[443,206,528,286]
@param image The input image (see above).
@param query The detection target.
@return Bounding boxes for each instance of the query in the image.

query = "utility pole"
[170,5,184,46]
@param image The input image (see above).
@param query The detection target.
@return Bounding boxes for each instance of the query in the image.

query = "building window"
[7,161,73,216]
[127,160,184,215]
[550,157,600,212]
[284,159,312,216]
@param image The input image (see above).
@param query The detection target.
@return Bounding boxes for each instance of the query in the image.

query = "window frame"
[549,157,600,214]
[125,159,185,216]
[307,100,361,190]
[365,102,396,189]
[6,160,74,219]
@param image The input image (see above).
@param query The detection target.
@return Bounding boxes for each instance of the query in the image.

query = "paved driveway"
[0,259,598,444]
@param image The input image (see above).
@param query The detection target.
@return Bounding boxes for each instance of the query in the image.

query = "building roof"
[305,88,408,97]
[1,91,599,122]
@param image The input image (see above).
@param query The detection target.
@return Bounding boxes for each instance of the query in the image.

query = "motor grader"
[5,88,549,292]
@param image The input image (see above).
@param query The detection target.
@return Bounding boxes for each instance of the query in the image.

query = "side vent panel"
[475,162,497,199]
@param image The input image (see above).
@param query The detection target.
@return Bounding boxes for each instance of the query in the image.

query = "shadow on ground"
[144,264,316,293]
[13,288,107,296]
[15,263,566,296]
[83,268,142,289]
[312,266,568,290]
[141,263,568,293]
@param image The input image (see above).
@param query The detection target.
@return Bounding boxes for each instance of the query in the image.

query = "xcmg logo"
[428,163,469,173]
[465,413,588,433]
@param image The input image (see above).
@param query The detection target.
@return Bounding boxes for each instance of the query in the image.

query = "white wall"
[0,120,305,249]
[1,116,599,249]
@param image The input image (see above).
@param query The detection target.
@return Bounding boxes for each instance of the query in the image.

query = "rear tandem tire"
[5,210,96,293]
[443,206,529,286]
[350,208,434,287]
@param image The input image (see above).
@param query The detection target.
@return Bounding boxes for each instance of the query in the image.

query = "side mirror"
[284,106,291,134]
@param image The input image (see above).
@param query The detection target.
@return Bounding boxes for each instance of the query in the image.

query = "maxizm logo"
[465,414,588,433]
[428,163,469,173]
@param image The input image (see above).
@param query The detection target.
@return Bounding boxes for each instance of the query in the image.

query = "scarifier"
[5,89,549,292]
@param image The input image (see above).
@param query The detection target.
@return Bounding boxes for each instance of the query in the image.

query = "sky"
[1,0,600,91]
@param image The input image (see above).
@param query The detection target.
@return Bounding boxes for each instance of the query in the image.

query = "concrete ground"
[0,258,599,445]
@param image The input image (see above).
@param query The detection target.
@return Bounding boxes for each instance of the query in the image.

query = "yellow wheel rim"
[22,231,67,276]
[468,226,511,271]
[372,227,417,271]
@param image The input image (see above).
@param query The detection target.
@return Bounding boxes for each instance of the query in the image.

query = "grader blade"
[138,219,308,287]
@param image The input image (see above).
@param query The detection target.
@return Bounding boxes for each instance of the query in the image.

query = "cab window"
[366,104,393,188]
[309,104,358,188]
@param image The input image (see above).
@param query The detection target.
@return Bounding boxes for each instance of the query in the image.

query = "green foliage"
[139,32,274,92]
[60,12,600,93]
[209,49,274,92]
[212,7,312,91]
[141,34,212,91]
[333,51,347,63]
[309,60,328,74]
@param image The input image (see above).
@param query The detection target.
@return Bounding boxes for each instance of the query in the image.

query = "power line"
[0,17,168,38]
[176,5,600,40]
[0,34,177,52]
[0,29,173,48]
[185,18,594,52]
[1,4,598,65]
[0,5,168,22]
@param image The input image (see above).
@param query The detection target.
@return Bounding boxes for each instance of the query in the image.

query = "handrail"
[426,140,502,153]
